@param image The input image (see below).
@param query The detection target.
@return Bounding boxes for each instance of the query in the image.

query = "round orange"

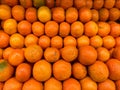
[64,36,77,46]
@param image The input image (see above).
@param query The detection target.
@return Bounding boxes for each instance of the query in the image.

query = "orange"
[97,47,110,62]
[10,33,24,48]
[22,78,43,90]
[33,60,52,82]
[25,7,37,23]
[53,60,71,81]
[0,4,11,20]
[112,46,120,60]
[91,9,99,22]
[78,45,97,65]
[33,0,45,8]
[106,59,120,80]
[99,8,109,21]
[71,21,84,38]
[0,31,9,48]
[25,45,43,63]
[93,0,104,10]
[98,79,116,90]
[103,35,115,49]
[61,46,78,62]
[0,82,3,90]
[59,22,70,37]
[3,19,17,35]
[3,77,22,90]
[1,0,18,6]
[80,77,97,90]
[18,20,32,36]
[72,62,87,80]
[19,0,32,8]
[45,21,58,37]
[52,7,65,23]
[116,80,120,90]
[84,21,98,37]
[60,0,73,9]
[90,35,103,48]
[25,34,38,47]
[32,21,44,37]
[38,35,50,49]
[88,61,109,82]
[0,59,14,82]
[15,63,31,82]
[63,78,81,90]
[64,36,77,46]
[77,35,90,47]
[74,0,86,9]
[46,0,55,8]
[12,5,25,21]
[115,0,120,9]
[66,7,78,23]
[44,77,62,90]
[51,36,63,49]
[0,48,3,59]
[44,47,60,63]
[79,7,92,23]
[115,37,120,46]
[104,0,115,9]
[97,21,110,37]
[86,0,93,9]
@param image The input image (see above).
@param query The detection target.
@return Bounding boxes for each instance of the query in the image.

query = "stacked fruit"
[0,0,120,90]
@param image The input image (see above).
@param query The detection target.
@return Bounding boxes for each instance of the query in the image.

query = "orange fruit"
[1,0,18,6]
[44,77,62,90]
[0,48,3,59]
[98,79,116,90]
[18,20,32,36]
[0,82,3,90]
[3,19,17,35]
[61,46,78,62]
[0,31,9,48]
[116,80,120,90]
[79,7,92,23]
[3,77,22,90]
[52,7,65,23]
[10,33,24,48]
[93,0,104,10]
[115,0,120,9]
[46,0,55,8]
[33,60,52,82]
[44,47,60,63]
[80,77,97,90]
[115,37,120,46]
[25,34,38,47]
[88,61,109,82]
[51,36,63,49]
[12,5,25,21]
[45,21,58,37]
[112,46,120,60]
[106,59,120,80]
[99,8,109,21]
[19,0,32,8]
[91,9,99,22]
[86,0,93,9]
[59,22,70,37]
[84,21,98,37]
[25,7,37,23]
[23,78,43,90]
[72,62,87,79]
[103,35,115,49]
[0,4,11,20]
[15,63,31,82]
[33,0,45,8]
[38,35,50,49]
[0,59,14,82]
[97,47,110,62]
[71,21,84,38]
[74,0,86,9]
[78,45,97,65]
[32,21,44,37]
[104,0,115,9]
[64,36,77,46]
[53,60,71,81]
[90,35,103,48]
[77,35,90,47]
[63,78,81,90]
[66,7,78,23]
[97,21,110,37]
[60,0,73,9]
[25,45,43,63]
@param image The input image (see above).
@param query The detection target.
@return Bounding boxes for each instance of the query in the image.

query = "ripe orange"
[19,0,32,8]
[115,37,120,46]
[63,78,81,90]
[71,21,84,38]
[22,78,43,90]
[33,60,52,82]
[78,45,97,65]
[38,35,50,49]
[74,0,86,9]
[59,22,70,37]
[93,0,104,10]
[46,0,55,8]
[99,8,109,21]
[53,60,71,81]
[112,46,120,60]
[104,0,115,9]
[1,0,18,6]
[86,0,93,9]
[25,45,43,63]
[0,48,3,59]
[72,62,87,79]
[0,31,9,48]
[91,9,99,22]
[60,0,73,9]
[45,21,58,37]
[115,0,120,9]
[64,36,77,46]
[18,20,32,36]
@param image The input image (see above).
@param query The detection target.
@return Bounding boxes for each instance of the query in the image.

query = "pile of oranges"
[0,0,120,90]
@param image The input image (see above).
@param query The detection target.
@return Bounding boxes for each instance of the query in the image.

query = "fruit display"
[0,0,120,90]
